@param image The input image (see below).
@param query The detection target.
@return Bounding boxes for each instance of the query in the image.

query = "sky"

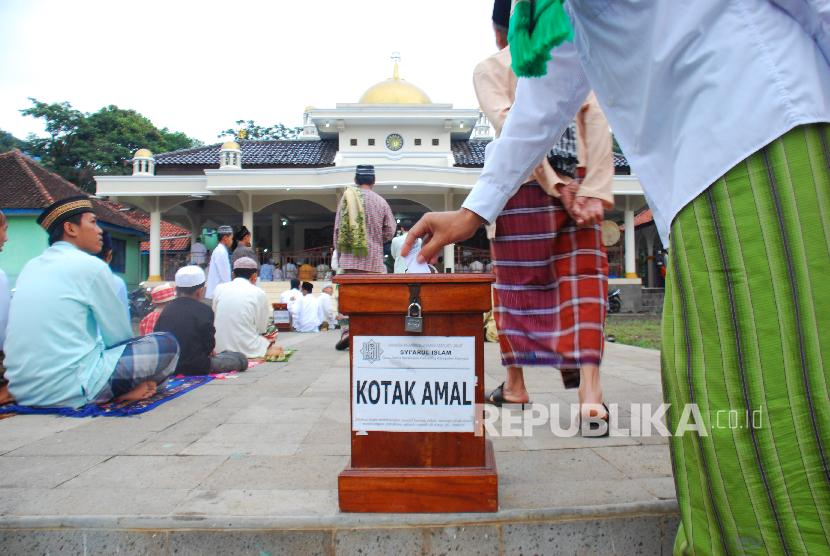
[0,0,496,144]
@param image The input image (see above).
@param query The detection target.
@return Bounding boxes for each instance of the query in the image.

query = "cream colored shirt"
[473,47,614,207]
[212,278,271,358]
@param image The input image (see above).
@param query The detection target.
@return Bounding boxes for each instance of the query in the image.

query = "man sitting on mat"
[154,266,248,375]
[213,257,282,359]
[3,196,180,408]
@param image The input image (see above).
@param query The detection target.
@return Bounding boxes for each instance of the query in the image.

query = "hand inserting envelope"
[403,242,432,273]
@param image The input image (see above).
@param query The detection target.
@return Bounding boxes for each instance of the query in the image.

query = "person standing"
[333,165,395,274]
[472,0,614,422]
[154,266,248,375]
[4,196,179,407]
[231,226,257,267]
[404,1,830,551]
[283,258,298,281]
[205,225,233,301]
[190,236,207,267]
[390,219,420,273]
[259,259,275,281]
[332,164,396,350]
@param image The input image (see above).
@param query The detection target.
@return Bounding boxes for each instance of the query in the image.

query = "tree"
[21,98,202,192]
[0,129,26,153]
[218,120,303,141]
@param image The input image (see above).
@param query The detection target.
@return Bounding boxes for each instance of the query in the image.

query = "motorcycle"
[128,285,153,320]
[608,288,622,314]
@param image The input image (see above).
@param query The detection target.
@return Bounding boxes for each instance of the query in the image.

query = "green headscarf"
[508,0,573,77]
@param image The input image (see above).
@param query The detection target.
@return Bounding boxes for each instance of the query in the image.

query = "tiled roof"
[153,140,338,168]
[98,200,191,252]
[452,122,631,175]
[0,150,143,233]
[619,208,654,231]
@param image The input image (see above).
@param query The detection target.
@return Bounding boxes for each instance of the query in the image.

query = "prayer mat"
[0,375,213,418]
[247,360,264,369]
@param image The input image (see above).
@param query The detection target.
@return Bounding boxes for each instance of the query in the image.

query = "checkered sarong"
[491,182,608,372]
[93,332,180,402]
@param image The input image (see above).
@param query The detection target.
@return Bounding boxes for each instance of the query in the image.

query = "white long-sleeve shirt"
[212,278,271,358]
[462,0,830,243]
[205,242,231,300]
[291,294,322,333]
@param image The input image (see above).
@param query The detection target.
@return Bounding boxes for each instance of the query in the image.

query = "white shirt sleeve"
[462,41,590,223]
[770,0,830,63]
[256,290,270,334]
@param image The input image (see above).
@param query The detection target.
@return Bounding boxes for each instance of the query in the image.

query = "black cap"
[355,164,375,177]
[36,195,95,233]
[492,0,510,30]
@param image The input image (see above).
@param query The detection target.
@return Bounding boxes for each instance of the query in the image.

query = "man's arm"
[256,291,270,334]
[771,0,830,63]
[405,41,590,261]
[472,51,516,135]
[333,197,342,245]
[575,93,614,206]
[90,267,133,346]
[381,202,396,242]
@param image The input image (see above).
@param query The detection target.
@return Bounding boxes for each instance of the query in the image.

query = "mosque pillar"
[271,213,281,259]
[243,209,254,243]
[149,203,162,282]
[624,198,637,279]
[443,192,455,273]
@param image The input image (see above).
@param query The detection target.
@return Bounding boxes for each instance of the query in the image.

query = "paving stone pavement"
[0,330,678,553]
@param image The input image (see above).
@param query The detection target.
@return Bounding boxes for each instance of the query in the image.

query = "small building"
[0,150,146,288]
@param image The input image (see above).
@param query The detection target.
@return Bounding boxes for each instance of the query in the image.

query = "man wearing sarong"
[154,266,248,375]
[332,164,396,349]
[405,1,830,552]
[473,0,613,419]
[4,196,179,408]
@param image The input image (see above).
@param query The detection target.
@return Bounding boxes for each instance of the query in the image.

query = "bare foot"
[113,381,157,403]
[0,384,14,405]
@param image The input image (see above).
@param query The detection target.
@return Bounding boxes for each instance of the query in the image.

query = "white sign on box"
[352,336,476,433]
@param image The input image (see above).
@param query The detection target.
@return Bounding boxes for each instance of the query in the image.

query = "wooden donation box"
[335,274,498,513]
[271,303,292,331]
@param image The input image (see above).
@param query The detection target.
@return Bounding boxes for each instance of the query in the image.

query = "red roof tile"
[0,150,144,233]
[97,201,191,252]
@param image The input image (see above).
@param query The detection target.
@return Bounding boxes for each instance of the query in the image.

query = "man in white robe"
[205,225,233,301]
[213,257,280,358]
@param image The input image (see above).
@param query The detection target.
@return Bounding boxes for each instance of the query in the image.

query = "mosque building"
[95,60,650,294]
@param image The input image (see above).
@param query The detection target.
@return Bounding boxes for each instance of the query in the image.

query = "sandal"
[485,382,531,409]
[579,402,610,437]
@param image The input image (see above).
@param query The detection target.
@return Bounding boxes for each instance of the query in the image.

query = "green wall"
[0,215,48,287]
[0,214,143,290]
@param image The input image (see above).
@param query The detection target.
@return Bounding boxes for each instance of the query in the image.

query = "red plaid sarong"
[491,182,608,372]
[139,310,162,336]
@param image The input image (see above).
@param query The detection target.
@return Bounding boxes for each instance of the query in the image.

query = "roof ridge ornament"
[391,51,401,80]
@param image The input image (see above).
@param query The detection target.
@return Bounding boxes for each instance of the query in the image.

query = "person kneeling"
[4,196,179,408]
[213,257,282,359]
[154,266,248,375]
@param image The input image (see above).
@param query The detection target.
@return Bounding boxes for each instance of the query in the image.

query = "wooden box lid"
[334,274,494,314]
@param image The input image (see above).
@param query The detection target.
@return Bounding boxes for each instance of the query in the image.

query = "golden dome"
[134,148,153,158]
[359,62,431,104]
[221,140,240,150]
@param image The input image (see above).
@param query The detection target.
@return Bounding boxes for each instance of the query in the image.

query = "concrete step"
[0,503,679,555]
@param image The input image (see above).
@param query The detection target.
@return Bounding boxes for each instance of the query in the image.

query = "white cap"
[233,256,258,270]
[175,265,206,287]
